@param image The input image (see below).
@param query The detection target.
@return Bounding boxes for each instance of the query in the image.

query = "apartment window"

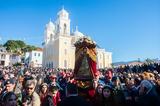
[34,53,36,56]
[9,55,12,59]
[1,54,5,59]
[38,53,40,57]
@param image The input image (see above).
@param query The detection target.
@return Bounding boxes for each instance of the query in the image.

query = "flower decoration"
[77,80,92,89]
[74,37,96,48]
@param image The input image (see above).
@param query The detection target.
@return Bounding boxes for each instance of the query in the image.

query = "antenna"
[75,26,78,31]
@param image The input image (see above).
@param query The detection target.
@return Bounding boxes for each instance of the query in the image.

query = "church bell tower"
[55,7,70,37]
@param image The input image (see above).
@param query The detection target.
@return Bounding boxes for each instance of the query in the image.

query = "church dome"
[73,26,84,37]
[46,20,55,30]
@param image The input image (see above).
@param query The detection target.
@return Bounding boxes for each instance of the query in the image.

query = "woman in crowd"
[39,83,48,105]
[42,85,60,106]
[92,83,104,106]
[102,85,115,106]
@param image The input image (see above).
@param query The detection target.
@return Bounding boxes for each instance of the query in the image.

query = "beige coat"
[31,92,41,106]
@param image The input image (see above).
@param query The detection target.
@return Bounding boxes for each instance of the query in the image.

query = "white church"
[43,8,112,69]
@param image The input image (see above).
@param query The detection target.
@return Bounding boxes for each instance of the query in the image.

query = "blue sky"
[0,0,160,62]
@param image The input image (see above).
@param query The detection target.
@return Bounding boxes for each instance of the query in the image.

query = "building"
[97,49,112,69]
[9,54,21,65]
[0,46,21,66]
[0,47,10,66]
[25,49,43,67]
[43,8,112,69]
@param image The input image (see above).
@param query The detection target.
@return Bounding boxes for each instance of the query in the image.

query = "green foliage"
[13,62,22,66]
[16,40,26,48]
[3,40,23,52]
[3,40,39,55]
[22,45,37,52]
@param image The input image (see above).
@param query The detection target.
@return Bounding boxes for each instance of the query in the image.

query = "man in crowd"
[0,78,16,104]
[100,69,113,85]
[22,79,40,106]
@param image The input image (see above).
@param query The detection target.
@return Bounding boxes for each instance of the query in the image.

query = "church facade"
[43,8,112,69]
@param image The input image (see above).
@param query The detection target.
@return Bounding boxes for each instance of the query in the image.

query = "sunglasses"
[27,87,34,90]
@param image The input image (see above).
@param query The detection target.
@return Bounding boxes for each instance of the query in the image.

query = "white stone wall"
[25,51,43,67]
[0,47,21,66]
[97,49,112,69]
[10,54,21,65]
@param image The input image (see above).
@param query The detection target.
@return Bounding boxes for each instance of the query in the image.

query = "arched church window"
[64,49,67,55]
[64,23,67,34]
[50,34,53,40]
[57,25,60,33]
[100,63,102,68]
[64,60,67,68]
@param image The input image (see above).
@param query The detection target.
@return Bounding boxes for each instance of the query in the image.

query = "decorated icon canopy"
[74,37,98,80]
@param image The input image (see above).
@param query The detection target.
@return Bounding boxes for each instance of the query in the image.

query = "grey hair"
[25,79,37,87]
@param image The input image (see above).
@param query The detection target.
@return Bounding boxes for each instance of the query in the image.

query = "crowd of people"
[0,62,160,106]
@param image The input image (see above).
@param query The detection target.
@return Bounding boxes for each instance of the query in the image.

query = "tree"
[3,40,20,52]
[22,45,37,52]
[3,40,38,55]
[13,62,22,66]
[16,40,26,48]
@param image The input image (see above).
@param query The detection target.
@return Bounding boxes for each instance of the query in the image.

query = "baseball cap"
[5,78,15,85]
